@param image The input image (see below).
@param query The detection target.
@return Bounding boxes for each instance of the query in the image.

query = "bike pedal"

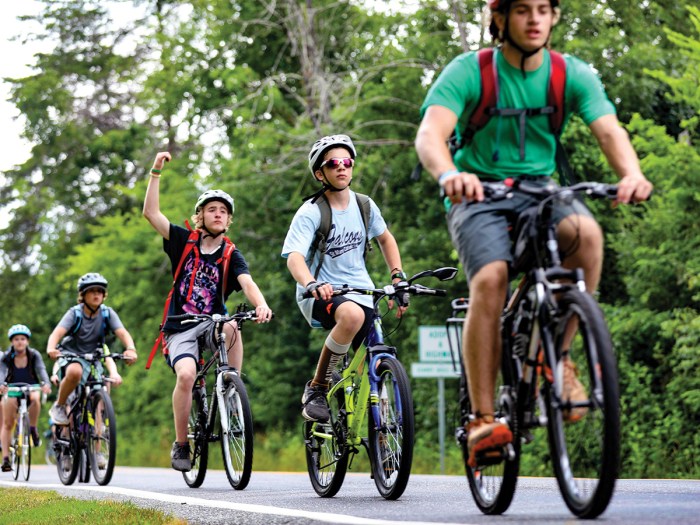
[455,427,467,444]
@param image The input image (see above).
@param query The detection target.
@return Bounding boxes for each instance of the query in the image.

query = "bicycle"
[303,267,458,500]
[170,308,264,490]
[5,383,42,481]
[53,347,126,486]
[448,178,621,518]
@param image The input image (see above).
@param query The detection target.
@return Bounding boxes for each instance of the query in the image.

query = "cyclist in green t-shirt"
[415,0,652,468]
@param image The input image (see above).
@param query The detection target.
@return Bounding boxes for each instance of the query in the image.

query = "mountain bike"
[448,178,621,518]
[6,383,42,481]
[53,348,126,486]
[170,308,265,490]
[303,267,458,500]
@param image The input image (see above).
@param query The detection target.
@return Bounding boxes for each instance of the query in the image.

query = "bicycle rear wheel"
[88,389,117,485]
[11,424,20,480]
[183,388,209,488]
[304,375,348,497]
[462,335,520,515]
[544,289,619,518]
[368,358,414,500]
[56,424,80,486]
[220,372,253,490]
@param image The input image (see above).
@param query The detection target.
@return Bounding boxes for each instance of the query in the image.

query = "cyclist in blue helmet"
[0,324,51,472]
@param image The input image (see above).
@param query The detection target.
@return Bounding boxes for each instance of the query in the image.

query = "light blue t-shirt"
[281,190,387,327]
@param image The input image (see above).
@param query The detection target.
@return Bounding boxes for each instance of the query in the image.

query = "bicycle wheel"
[20,412,31,481]
[88,389,117,485]
[368,358,414,500]
[462,331,520,515]
[56,424,80,485]
[544,289,619,519]
[220,372,253,490]
[304,374,348,497]
[183,388,209,488]
[11,424,20,481]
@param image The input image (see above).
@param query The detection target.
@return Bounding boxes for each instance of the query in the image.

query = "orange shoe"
[466,416,513,469]
[562,357,588,422]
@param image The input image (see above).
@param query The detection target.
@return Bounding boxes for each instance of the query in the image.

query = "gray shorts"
[446,178,593,283]
[164,321,216,369]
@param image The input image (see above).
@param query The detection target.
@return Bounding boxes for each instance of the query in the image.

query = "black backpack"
[308,192,372,279]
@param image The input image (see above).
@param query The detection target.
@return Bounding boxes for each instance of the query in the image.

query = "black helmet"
[77,272,108,293]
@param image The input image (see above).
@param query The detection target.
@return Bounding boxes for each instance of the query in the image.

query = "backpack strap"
[217,236,237,299]
[146,229,201,370]
[355,193,372,260]
[461,48,498,148]
[548,50,567,137]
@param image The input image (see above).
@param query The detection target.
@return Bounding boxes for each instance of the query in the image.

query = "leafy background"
[1,0,698,477]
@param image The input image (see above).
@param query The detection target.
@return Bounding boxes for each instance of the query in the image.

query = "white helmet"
[77,272,108,293]
[308,135,356,177]
[194,189,235,215]
[8,324,31,340]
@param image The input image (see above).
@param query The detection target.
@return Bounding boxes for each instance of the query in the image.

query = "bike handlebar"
[302,281,448,300]
[56,348,129,362]
[478,178,619,203]
[4,383,43,393]
[168,309,271,327]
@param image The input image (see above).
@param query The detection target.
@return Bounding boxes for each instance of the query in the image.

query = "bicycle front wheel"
[88,389,117,485]
[220,372,253,490]
[20,412,31,481]
[11,425,20,480]
[56,424,79,486]
[304,374,348,497]
[368,358,414,500]
[183,388,209,488]
[544,289,620,518]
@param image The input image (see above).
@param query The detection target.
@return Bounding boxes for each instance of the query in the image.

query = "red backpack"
[146,225,236,369]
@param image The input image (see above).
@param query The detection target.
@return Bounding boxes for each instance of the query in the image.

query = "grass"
[0,488,185,525]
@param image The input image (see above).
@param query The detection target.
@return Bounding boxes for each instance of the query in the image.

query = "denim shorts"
[446,178,593,283]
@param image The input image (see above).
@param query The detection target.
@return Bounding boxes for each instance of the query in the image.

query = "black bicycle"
[53,347,126,486]
[449,179,621,518]
[171,309,265,490]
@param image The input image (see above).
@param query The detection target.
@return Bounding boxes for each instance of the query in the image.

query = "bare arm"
[143,151,172,239]
[589,114,653,203]
[113,327,138,364]
[47,326,68,360]
[286,251,333,302]
[236,274,273,323]
[415,105,485,203]
[375,229,408,317]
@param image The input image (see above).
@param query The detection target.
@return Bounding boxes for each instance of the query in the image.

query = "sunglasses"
[320,157,354,169]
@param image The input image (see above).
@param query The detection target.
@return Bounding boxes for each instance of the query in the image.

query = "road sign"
[411,362,460,378]
[418,326,457,363]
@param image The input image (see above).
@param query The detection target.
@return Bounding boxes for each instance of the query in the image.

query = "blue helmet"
[8,324,31,340]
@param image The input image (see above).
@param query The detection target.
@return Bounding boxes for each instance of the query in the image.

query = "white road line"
[0,480,473,525]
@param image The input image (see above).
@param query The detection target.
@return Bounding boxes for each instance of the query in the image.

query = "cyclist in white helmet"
[0,324,51,472]
[282,134,409,423]
[144,151,272,472]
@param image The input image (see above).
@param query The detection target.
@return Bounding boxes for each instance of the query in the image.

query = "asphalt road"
[2,465,699,525]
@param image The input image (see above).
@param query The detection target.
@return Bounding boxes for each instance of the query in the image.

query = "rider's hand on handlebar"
[254,305,273,323]
[305,280,333,302]
[615,173,653,205]
[0,384,7,395]
[41,383,51,395]
[388,281,410,318]
[439,171,485,204]
[50,374,60,387]
[47,348,61,360]
[109,372,123,387]
[123,349,138,365]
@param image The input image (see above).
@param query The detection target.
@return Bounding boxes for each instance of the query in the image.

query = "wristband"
[438,169,460,186]
[151,168,162,174]
[125,346,136,351]
[391,271,407,280]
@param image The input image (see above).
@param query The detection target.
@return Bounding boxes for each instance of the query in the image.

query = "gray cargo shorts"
[446,178,593,283]
[164,320,215,369]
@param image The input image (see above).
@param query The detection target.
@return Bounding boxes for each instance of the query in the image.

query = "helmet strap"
[502,14,551,78]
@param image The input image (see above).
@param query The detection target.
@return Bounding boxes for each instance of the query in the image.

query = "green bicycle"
[303,267,457,500]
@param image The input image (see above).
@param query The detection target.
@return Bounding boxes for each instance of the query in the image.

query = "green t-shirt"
[420,49,616,178]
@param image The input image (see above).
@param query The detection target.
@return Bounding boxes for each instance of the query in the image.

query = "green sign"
[418,325,459,363]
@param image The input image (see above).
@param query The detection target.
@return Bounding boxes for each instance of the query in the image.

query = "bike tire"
[56,424,80,486]
[304,373,348,497]
[544,289,620,519]
[368,358,414,500]
[11,423,20,481]
[462,327,520,515]
[88,389,117,485]
[21,412,31,481]
[183,388,209,488]
[220,372,254,490]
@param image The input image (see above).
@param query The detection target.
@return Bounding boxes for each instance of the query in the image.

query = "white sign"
[411,362,461,378]
[419,325,459,363]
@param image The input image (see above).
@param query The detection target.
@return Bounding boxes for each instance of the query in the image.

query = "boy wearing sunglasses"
[282,134,409,423]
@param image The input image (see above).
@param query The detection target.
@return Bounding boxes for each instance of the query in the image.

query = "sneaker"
[30,428,42,447]
[301,381,330,423]
[466,417,513,469]
[170,441,191,472]
[49,403,69,426]
[1,457,11,472]
[562,357,588,422]
[95,452,107,469]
